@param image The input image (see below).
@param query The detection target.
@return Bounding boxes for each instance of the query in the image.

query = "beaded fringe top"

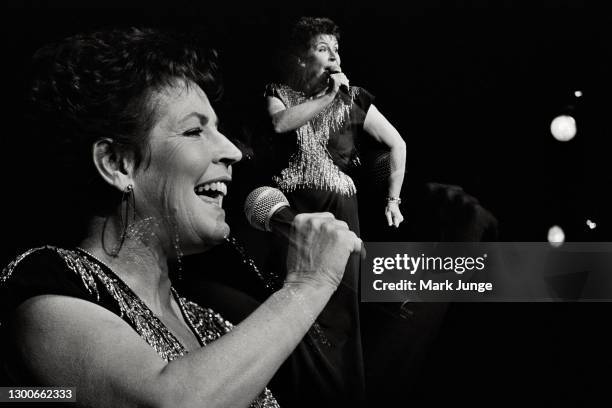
[271,83,359,197]
[0,246,279,408]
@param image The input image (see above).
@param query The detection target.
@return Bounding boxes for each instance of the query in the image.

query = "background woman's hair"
[288,16,340,58]
[274,17,341,87]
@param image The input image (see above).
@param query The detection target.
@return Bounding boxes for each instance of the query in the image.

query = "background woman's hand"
[327,71,350,95]
[285,212,362,290]
[385,202,404,228]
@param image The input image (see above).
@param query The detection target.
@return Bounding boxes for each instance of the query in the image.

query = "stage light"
[550,115,576,142]
[548,225,565,247]
[586,219,597,230]
[574,90,583,98]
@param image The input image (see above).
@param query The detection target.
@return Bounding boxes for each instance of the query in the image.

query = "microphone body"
[267,206,296,240]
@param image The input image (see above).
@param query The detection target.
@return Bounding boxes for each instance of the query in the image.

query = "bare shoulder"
[8,294,167,407]
[267,94,287,115]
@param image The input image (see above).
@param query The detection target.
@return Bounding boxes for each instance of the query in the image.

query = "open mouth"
[194,181,228,207]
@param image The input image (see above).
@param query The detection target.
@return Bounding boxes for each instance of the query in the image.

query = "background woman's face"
[303,34,341,81]
[134,80,242,256]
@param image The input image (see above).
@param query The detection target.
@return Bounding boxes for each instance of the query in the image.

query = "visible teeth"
[196,181,228,196]
[218,183,227,195]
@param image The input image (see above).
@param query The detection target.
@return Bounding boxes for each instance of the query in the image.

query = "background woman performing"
[266,17,406,231]
[264,16,407,406]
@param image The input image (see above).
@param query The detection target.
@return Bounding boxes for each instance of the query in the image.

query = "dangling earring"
[104,184,135,257]
[172,227,184,281]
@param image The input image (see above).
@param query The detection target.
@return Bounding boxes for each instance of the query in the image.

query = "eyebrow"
[315,40,338,47]
[178,112,218,128]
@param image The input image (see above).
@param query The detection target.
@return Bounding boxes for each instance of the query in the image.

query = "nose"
[329,49,340,64]
[213,130,243,166]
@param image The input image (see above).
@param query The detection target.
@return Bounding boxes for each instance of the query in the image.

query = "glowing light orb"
[586,219,597,230]
[548,225,565,247]
[550,115,577,142]
[574,90,583,98]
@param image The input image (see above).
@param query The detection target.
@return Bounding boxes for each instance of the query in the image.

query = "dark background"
[2,0,611,403]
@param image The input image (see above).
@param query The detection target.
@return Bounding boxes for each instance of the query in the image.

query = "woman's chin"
[202,222,231,248]
[173,222,230,256]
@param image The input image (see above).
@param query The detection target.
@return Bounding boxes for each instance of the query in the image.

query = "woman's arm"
[267,94,334,133]
[363,104,407,227]
[267,73,349,133]
[11,286,329,408]
[9,214,361,408]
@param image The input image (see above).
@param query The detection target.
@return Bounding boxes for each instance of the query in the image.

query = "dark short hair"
[288,17,341,57]
[27,27,222,218]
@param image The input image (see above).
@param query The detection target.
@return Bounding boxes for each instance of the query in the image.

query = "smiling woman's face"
[133,80,242,256]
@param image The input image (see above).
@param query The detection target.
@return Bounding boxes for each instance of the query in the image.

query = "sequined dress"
[0,246,279,408]
[264,84,375,407]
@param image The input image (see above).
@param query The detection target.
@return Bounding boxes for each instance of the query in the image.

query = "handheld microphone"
[244,186,367,259]
[244,186,296,239]
[326,69,351,102]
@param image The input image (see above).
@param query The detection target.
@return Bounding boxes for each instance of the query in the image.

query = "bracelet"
[386,196,402,205]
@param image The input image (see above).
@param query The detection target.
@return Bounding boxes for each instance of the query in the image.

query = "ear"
[92,138,135,192]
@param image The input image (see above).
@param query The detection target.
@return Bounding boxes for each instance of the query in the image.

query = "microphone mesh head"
[244,186,290,231]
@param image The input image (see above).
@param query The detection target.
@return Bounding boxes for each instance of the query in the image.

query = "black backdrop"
[2,0,611,403]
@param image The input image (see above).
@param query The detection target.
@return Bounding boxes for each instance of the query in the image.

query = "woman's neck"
[79,216,174,315]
